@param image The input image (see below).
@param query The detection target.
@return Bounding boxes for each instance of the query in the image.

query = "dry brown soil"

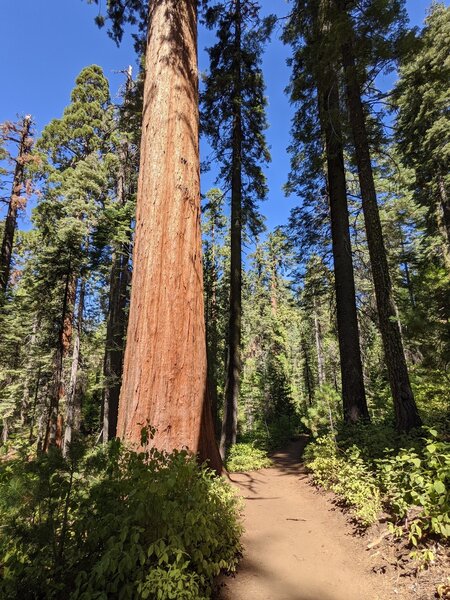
[217,438,402,600]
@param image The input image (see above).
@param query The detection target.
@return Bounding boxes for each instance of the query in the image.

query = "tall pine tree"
[201,0,272,456]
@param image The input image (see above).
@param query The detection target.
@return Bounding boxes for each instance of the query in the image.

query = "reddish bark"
[0,115,32,298]
[117,0,221,472]
[44,270,76,451]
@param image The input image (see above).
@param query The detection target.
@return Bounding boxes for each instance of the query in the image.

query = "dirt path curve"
[218,438,392,600]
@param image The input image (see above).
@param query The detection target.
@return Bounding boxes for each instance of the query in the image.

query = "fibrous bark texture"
[117,0,221,472]
[0,115,32,297]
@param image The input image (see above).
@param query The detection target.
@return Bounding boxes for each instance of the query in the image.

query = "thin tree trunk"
[399,231,415,308]
[1,418,8,444]
[302,340,314,407]
[45,269,76,450]
[63,278,85,454]
[313,297,326,387]
[206,219,220,436]
[29,367,41,442]
[438,174,450,250]
[270,256,278,315]
[117,0,221,472]
[0,115,32,298]
[21,318,38,426]
[102,244,129,441]
[102,138,132,441]
[316,55,368,421]
[221,0,242,459]
[437,174,450,272]
[338,28,421,430]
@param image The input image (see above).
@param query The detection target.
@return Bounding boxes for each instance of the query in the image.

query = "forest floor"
[216,437,446,600]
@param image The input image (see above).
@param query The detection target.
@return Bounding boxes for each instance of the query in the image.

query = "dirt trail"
[218,438,393,600]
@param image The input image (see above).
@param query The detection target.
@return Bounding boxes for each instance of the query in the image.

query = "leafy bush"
[0,435,243,599]
[226,443,272,472]
[412,370,450,434]
[305,425,450,544]
[378,429,450,544]
[305,435,382,526]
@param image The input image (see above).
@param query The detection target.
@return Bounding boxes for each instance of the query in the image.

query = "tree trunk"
[316,62,368,422]
[20,318,38,427]
[206,222,220,436]
[0,115,32,298]
[437,174,450,272]
[438,174,450,250]
[45,269,76,450]
[63,278,85,454]
[102,242,129,441]
[117,0,221,472]
[1,418,8,445]
[399,231,416,308]
[338,30,421,431]
[221,0,242,459]
[313,297,326,387]
[102,138,132,441]
[302,340,314,406]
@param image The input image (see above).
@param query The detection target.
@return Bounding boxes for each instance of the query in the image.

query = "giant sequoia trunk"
[337,27,421,431]
[317,70,368,421]
[117,0,221,472]
[221,0,243,459]
[0,115,32,298]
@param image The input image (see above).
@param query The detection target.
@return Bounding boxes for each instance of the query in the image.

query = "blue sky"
[0,0,438,230]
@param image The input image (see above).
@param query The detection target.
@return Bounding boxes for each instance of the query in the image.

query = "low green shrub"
[305,425,450,544]
[226,443,272,472]
[378,429,450,545]
[0,434,243,599]
[305,435,382,526]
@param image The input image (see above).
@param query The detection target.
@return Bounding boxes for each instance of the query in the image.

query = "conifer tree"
[89,0,222,471]
[285,0,368,422]
[36,65,113,448]
[395,3,450,268]
[0,116,34,301]
[240,232,300,432]
[102,66,139,442]
[333,0,422,431]
[201,0,272,457]
[202,188,228,434]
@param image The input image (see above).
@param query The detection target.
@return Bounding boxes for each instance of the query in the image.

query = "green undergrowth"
[304,423,450,550]
[225,414,302,472]
[0,433,243,599]
[225,443,272,472]
[239,414,302,452]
